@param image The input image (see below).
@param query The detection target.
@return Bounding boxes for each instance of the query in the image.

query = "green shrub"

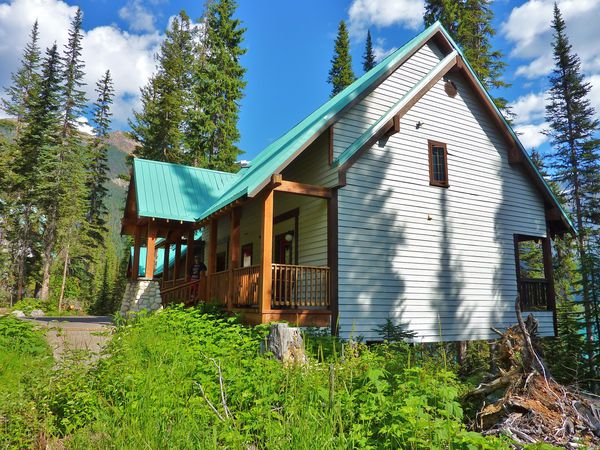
[11,297,52,314]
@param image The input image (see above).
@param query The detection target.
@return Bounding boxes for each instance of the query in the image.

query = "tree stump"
[266,323,307,365]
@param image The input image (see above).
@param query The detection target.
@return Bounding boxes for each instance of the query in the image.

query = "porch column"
[132,226,142,280]
[162,239,170,281]
[185,229,195,281]
[542,234,557,331]
[328,190,339,334]
[145,223,157,279]
[207,218,218,297]
[174,237,181,280]
[259,190,274,316]
[228,207,241,310]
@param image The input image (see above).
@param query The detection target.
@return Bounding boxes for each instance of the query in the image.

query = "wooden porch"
[124,173,336,328]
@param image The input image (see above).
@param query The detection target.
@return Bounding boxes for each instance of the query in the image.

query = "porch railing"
[161,277,205,306]
[232,265,260,307]
[272,263,329,309]
[519,278,549,311]
[208,270,229,305]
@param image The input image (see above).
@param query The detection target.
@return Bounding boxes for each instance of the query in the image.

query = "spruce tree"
[363,30,376,73]
[545,3,600,367]
[423,0,509,110]
[2,21,41,138]
[130,11,197,163]
[328,20,355,97]
[189,0,246,170]
[87,70,114,236]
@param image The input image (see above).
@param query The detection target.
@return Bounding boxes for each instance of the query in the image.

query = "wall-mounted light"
[284,233,293,242]
[416,121,424,129]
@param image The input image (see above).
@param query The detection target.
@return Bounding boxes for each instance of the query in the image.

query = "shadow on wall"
[338,132,408,341]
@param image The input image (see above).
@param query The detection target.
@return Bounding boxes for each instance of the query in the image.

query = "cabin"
[120,22,574,342]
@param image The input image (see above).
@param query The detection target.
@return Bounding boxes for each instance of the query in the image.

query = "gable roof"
[130,21,574,235]
[133,158,239,222]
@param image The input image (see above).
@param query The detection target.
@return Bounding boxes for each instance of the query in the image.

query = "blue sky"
[0,0,599,160]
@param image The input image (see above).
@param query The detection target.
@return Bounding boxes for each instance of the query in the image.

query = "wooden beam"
[271,173,283,186]
[542,234,557,335]
[228,207,241,311]
[328,189,339,335]
[274,180,332,198]
[163,240,170,281]
[259,189,274,315]
[174,238,181,280]
[185,229,195,281]
[208,219,218,274]
[508,146,523,165]
[145,223,157,279]
[382,114,400,139]
[132,226,142,280]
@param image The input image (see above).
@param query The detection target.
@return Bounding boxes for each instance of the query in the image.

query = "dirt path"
[28,316,114,361]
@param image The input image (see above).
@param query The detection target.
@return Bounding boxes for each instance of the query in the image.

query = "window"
[241,243,253,267]
[428,141,449,187]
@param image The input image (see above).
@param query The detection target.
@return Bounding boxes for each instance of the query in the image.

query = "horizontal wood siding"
[336,41,552,342]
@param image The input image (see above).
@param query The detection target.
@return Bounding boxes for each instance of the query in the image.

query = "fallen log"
[468,296,600,448]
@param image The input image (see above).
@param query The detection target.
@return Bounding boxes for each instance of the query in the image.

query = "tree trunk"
[58,245,69,312]
[38,213,57,301]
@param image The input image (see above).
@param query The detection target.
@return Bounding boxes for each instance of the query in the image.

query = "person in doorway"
[189,255,207,304]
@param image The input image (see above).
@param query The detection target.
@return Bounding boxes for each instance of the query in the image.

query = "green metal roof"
[130,21,573,234]
[134,158,239,222]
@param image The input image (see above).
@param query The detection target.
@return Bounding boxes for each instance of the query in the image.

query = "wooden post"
[162,240,170,282]
[228,207,241,310]
[145,223,157,279]
[259,190,274,317]
[328,190,339,335]
[132,226,142,280]
[174,238,181,281]
[542,234,557,334]
[207,218,218,298]
[185,229,195,281]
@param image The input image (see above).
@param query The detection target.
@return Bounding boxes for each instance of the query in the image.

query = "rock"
[11,310,26,318]
[266,323,307,365]
[30,309,45,317]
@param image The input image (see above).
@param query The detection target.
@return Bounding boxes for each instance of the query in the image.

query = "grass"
[0,307,556,449]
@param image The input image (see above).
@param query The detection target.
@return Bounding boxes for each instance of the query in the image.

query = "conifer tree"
[2,21,41,138]
[545,3,600,366]
[423,0,509,110]
[328,20,355,97]
[87,70,114,236]
[363,30,376,73]
[189,0,246,170]
[130,11,197,163]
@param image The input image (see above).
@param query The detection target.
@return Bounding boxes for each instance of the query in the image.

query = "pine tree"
[189,0,246,170]
[545,3,600,369]
[87,70,114,237]
[423,0,509,110]
[2,21,41,138]
[130,11,197,163]
[328,20,355,97]
[363,30,376,73]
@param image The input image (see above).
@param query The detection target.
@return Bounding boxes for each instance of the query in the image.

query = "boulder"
[11,310,26,318]
[29,309,45,317]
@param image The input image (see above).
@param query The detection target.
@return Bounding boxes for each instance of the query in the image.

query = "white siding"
[336,41,553,342]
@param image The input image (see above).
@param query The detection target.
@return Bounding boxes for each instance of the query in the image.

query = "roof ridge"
[134,157,240,177]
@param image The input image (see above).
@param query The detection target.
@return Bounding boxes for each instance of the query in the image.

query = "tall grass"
[0,308,547,449]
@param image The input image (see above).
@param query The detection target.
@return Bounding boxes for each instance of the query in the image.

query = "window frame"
[428,140,449,188]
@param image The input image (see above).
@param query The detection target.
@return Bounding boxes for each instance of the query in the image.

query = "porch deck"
[160,263,331,327]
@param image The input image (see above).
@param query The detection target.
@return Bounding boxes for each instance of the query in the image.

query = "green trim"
[334,51,457,168]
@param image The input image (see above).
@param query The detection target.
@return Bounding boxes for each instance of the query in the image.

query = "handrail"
[160,278,202,295]
[271,263,331,270]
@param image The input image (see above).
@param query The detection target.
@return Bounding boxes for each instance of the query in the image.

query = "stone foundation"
[120,278,163,316]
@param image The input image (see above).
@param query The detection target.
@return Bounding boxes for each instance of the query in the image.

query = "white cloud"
[76,116,94,135]
[0,0,162,128]
[348,0,425,39]
[514,123,549,149]
[372,37,396,62]
[118,0,156,33]
[502,0,600,78]
[510,92,546,125]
